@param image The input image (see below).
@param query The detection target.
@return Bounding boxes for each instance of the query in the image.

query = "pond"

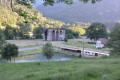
[15,53,76,63]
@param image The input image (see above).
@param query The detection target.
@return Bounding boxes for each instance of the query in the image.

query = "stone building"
[43,29,65,41]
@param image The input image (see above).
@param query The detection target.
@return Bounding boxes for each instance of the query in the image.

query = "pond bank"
[13,52,77,63]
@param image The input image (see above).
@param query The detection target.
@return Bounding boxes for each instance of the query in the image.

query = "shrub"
[101,55,108,58]
[64,37,68,42]
[79,54,82,58]
[42,43,54,60]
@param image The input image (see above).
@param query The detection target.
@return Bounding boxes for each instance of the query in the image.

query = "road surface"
[18,46,43,52]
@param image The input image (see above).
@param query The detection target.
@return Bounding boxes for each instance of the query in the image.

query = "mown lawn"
[0,58,120,80]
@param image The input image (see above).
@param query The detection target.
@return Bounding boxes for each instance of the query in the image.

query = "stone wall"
[43,29,65,41]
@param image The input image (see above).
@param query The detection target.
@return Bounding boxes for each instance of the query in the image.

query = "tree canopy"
[17,0,102,6]
[0,43,19,62]
[68,27,86,36]
[107,23,120,56]
[4,25,16,40]
[33,26,43,39]
[86,22,107,41]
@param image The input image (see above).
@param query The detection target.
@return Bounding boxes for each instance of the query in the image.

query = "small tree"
[4,25,13,40]
[33,26,43,39]
[0,43,19,62]
[42,43,54,60]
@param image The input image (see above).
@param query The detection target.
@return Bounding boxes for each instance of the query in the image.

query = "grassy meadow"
[1,39,118,80]
[63,39,110,52]
[7,39,110,53]
[0,58,120,80]
[19,48,42,56]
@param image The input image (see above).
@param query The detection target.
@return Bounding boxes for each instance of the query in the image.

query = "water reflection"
[15,53,75,63]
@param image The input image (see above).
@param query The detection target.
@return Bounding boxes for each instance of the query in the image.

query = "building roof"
[97,38,108,44]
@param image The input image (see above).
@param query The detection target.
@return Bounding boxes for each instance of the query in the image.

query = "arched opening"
[59,30,63,40]
[44,29,48,41]
[56,30,59,40]
[52,30,55,41]
[60,30,62,35]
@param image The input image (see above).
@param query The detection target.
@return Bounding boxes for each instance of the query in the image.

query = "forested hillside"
[0,0,67,31]
[0,0,89,34]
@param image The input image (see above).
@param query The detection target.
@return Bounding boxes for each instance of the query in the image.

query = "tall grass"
[0,58,120,80]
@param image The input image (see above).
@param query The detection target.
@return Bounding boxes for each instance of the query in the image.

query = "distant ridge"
[35,0,120,29]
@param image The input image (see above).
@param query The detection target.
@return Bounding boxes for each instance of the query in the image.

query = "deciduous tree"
[86,22,107,41]
[0,43,19,62]
[9,0,102,10]
[107,23,120,56]
[4,25,14,40]
[17,0,101,6]
[33,26,43,39]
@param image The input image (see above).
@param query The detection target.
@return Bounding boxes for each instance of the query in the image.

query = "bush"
[79,54,82,58]
[42,43,54,60]
[64,37,68,42]
[101,55,108,58]
[66,33,74,39]
[87,42,96,44]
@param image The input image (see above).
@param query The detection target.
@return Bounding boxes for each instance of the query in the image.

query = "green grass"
[19,44,43,49]
[0,58,120,80]
[19,48,42,56]
[19,48,76,57]
[64,40,110,52]
[19,46,58,57]
[54,50,79,57]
